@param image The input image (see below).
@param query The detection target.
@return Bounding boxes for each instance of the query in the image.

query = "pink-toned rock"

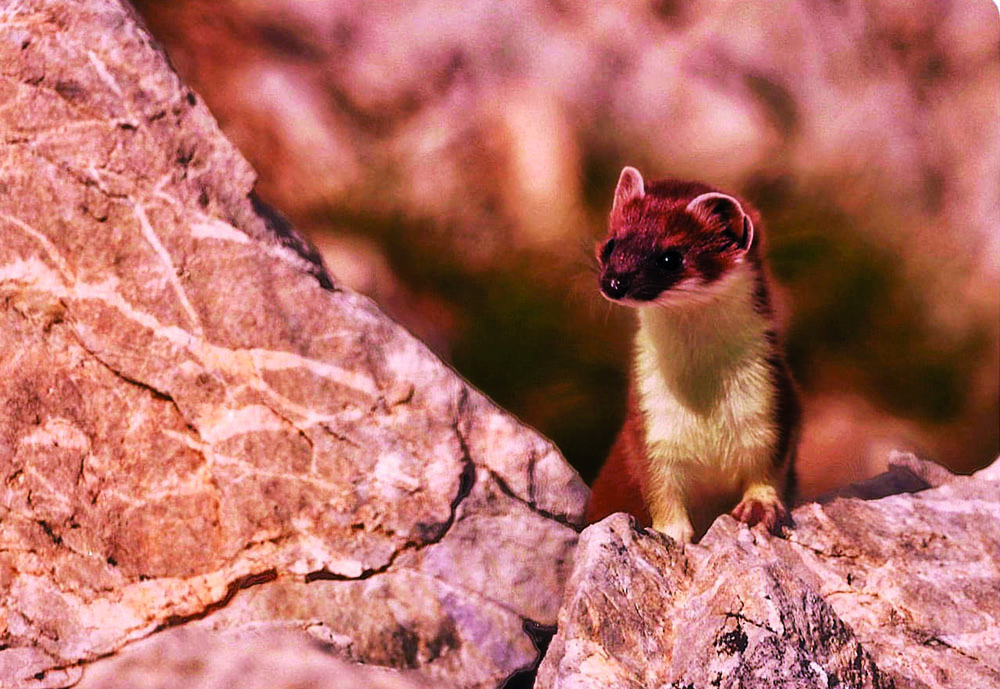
[537,455,999,689]
[76,627,428,689]
[0,2,586,687]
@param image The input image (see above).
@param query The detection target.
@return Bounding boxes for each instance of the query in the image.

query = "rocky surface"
[76,627,428,689]
[0,2,586,687]
[537,454,1000,689]
[2,2,996,688]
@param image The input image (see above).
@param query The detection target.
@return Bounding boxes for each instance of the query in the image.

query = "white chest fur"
[633,264,777,490]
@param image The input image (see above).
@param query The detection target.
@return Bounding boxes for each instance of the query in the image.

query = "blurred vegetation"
[132,0,999,487]
[323,160,996,484]
[753,178,990,423]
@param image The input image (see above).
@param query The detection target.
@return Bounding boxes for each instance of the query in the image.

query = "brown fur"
[587,388,652,527]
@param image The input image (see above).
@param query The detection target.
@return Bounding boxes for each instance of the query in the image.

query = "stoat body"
[587,167,800,543]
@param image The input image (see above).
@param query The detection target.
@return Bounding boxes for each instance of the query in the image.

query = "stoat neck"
[634,262,771,414]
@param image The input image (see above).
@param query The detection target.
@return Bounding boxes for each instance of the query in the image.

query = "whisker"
[603,300,614,326]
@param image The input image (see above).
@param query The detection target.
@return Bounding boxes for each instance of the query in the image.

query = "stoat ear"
[612,166,645,214]
[685,192,754,251]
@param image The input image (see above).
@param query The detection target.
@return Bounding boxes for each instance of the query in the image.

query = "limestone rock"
[76,627,427,689]
[0,1,586,687]
[537,455,999,689]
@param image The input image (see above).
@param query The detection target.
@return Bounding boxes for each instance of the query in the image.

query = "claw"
[730,497,790,536]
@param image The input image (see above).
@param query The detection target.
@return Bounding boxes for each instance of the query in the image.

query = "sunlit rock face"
[0,2,586,687]
[538,455,1000,689]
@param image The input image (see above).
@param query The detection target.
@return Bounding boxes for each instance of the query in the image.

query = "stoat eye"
[600,238,615,263]
[658,250,683,271]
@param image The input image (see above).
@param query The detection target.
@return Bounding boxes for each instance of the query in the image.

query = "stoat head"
[597,166,755,307]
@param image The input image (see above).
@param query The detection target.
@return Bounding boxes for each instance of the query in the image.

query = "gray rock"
[537,456,999,689]
[0,1,586,687]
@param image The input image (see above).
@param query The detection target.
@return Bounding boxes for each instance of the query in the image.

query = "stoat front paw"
[730,497,790,536]
[653,519,695,544]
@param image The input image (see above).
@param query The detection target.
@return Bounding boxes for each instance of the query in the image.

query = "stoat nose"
[601,275,629,300]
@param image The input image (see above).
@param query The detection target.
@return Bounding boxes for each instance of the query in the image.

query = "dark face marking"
[597,179,753,304]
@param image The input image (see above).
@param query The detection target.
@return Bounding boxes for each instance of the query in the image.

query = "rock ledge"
[538,455,999,689]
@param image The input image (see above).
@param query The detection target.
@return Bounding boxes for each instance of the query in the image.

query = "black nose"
[601,275,629,300]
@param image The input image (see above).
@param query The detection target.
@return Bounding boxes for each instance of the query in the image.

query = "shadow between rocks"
[815,452,958,504]
[500,620,557,689]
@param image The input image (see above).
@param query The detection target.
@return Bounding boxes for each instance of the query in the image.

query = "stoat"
[587,166,800,543]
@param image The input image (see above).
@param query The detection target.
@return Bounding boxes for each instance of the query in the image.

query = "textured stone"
[537,455,999,689]
[76,627,427,689]
[0,2,586,687]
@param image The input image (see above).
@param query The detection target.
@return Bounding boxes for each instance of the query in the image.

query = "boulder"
[0,1,586,687]
[537,454,999,688]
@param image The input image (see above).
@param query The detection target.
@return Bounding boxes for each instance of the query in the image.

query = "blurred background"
[132,0,998,497]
